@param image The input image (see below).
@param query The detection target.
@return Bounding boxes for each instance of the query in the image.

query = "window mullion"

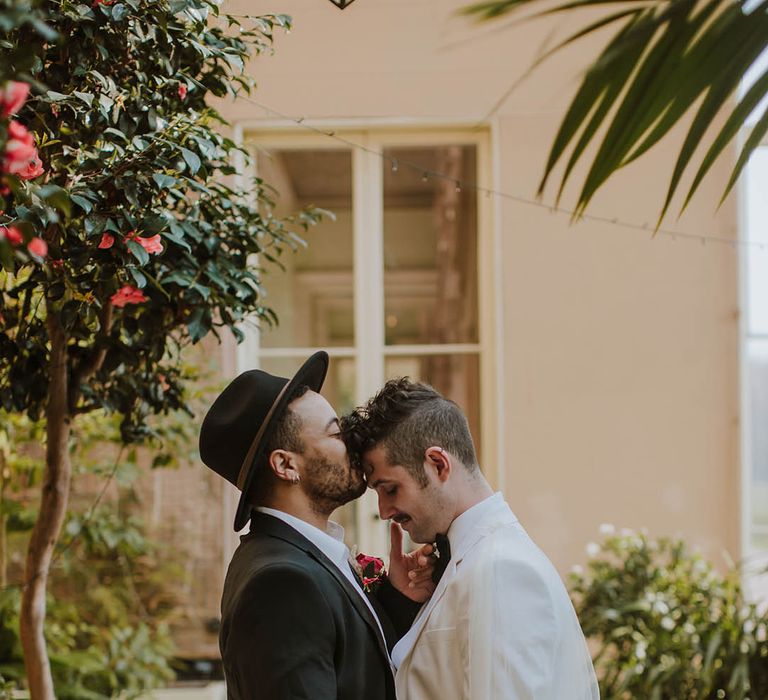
[353,136,388,555]
[353,136,385,399]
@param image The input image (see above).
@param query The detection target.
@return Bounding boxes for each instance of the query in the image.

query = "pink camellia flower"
[93,0,114,6]
[0,82,30,118]
[3,121,44,180]
[110,285,147,308]
[27,237,47,258]
[139,233,163,254]
[0,225,23,246]
[98,232,115,249]
[4,121,36,164]
[125,230,163,254]
[177,84,188,100]
[17,156,44,180]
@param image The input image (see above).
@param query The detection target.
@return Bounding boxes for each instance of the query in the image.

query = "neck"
[451,470,493,521]
[263,488,332,532]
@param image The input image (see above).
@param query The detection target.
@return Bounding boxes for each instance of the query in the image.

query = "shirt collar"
[255,506,349,567]
[446,492,505,561]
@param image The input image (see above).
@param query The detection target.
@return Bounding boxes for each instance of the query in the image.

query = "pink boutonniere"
[353,551,386,593]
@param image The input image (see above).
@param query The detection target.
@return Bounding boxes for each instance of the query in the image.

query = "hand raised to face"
[386,521,436,603]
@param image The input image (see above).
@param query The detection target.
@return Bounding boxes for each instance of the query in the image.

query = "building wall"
[205,0,739,591]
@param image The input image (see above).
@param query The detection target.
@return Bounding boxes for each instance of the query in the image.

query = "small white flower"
[620,527,635,537]
[571,564,584,575]
[743,619,756,635]
[634,664,645,674]
[636,644,647,660]
[661,616,675,631]
[586,542,601,557]
[756,624,766,642]
[653,600,670,615]
[599,523,615,536]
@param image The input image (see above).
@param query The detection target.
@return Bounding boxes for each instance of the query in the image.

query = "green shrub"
[571,528,768,699]
[0,409,185,698]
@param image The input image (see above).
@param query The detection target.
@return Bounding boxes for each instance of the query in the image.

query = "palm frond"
[465,0,768,220]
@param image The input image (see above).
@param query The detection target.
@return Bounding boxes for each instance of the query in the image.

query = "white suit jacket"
[392,493,599,700]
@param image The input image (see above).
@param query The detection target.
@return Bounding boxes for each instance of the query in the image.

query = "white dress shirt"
[255,506,391,663]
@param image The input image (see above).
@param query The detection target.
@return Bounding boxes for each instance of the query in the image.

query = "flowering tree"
[0,0,55,263]
[0,2,315,697]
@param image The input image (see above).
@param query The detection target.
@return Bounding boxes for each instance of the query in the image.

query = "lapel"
[394,498,518,671]
[249,512,392,668]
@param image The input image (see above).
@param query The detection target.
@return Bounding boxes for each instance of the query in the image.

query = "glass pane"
[749,339,768,550]
[258,355,358,545]
[745,147,768,335]
[384,353,481,462]
[382,146,479,345]
[256,148,354,348]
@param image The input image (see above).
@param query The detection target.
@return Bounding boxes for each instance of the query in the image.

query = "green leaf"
[185,306,212,342]
[127,267,147,288]
[46,90,70,102]
[37,184,71,218]
[73,90,94,107]
[152,173,177,189]
[103,127,128,141]
[70,195,93,214]
[111,3,130,21]
[126,240,149,266]
[180,148,201,175]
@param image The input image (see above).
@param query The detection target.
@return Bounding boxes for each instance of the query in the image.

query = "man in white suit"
[343,378,600,700]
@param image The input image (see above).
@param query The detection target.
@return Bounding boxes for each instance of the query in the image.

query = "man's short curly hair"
[342,377,478,487]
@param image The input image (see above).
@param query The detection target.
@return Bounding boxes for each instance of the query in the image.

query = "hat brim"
[233,351,329,531]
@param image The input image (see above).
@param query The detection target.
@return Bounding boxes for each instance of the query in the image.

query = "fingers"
[407,568,433,586]
[414,543,435,558]
[390,520,404,561]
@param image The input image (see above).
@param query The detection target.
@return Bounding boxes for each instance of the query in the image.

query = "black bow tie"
[432,533,451,585]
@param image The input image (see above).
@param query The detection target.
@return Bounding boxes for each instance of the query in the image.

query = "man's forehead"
[291,390,337,425]
[362,445,392,475]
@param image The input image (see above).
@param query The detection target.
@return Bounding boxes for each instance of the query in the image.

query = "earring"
[291,474,301,485]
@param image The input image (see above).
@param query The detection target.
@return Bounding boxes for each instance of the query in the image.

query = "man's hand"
[387,521,436,603]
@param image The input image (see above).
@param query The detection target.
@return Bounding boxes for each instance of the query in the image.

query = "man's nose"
[378,497,394,521]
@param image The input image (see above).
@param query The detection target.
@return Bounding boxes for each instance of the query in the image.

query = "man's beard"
[302,454,366,515]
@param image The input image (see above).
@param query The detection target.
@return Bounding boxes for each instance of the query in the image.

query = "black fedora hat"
[199,351,329,531]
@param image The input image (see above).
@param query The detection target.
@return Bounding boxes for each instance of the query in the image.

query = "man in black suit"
[199,351,433,699]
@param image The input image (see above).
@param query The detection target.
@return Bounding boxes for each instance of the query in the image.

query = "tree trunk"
[20,312,71,700]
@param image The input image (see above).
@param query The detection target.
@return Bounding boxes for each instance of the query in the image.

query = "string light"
[239,96,762,252]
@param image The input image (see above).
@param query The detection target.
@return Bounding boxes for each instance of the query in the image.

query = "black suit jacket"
[220,511,420,700]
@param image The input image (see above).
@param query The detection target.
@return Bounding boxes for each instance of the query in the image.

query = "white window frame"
[226,121,502,555]
[738,134,768,597]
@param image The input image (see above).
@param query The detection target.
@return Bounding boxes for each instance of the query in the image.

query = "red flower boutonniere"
[354,552,386,593]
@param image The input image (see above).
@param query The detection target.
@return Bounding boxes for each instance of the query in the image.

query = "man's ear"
[424,446,451,482]
[268,449,299,483]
